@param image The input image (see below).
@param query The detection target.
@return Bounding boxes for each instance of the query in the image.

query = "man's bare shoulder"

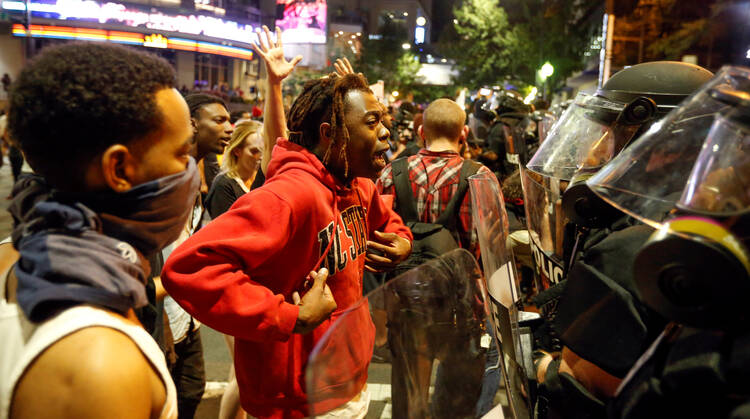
[11,325,166,419]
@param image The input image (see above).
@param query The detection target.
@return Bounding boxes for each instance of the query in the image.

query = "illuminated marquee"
[275,0,326,44]
[1,0,260,45]
[12,24,254,60]
[144,33,168,48]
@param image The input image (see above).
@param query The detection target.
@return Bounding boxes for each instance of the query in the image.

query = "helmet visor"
[526,93,627,180]
[678,115,750,215]
[588,66,750,228]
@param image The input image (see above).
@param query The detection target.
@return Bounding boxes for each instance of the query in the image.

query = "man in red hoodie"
[161,27,412,419]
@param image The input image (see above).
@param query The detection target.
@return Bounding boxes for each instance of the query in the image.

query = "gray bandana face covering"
[9,158,200,322]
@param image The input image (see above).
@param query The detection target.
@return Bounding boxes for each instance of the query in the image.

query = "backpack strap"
[392,157,419,223]
[435,159,482,231]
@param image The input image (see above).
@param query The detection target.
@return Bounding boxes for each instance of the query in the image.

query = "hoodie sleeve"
[161,189,300,342]
[362,179,412,242]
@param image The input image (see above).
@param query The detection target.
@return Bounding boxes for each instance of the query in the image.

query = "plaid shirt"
[376,149,493,259]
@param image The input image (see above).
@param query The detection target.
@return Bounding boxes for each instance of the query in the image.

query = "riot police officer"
[522,61,714,418]
[483,89,532,180]
[586,66,750,418]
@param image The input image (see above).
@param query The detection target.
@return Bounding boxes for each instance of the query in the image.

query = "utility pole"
[598,0,614,88]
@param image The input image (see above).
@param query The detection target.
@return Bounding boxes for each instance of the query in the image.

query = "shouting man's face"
[341,90,391,180]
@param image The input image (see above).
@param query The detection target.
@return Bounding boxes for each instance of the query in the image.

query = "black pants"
[170,327,206,419]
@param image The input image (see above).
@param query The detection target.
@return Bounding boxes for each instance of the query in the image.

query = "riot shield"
[499,114,529,169]
[469,171,533,419]
[503,124,521,166]
[520,167,568,291]
[306,249,508,419]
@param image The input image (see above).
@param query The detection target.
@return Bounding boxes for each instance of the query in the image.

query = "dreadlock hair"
[286,72,370,178]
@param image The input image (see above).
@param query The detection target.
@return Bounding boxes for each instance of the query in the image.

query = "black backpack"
[389,157,482,278]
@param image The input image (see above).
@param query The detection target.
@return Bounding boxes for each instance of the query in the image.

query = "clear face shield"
[587,66,750,329]
[527,92,658,227]
[527,93,625,180]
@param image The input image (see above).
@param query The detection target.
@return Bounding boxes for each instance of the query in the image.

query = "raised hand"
[251,25,302,84]
[333,57,355,77]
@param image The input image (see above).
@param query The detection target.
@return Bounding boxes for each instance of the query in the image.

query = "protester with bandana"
[0,43,199,419]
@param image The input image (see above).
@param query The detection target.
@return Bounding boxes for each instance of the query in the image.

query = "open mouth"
[219,138,231,148]
[373,148,388,168]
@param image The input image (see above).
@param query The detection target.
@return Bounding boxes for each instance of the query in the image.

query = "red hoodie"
[161,140,412,418]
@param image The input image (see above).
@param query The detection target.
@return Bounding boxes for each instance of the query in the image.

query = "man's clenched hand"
[293,268,337,334]
[365,231,412,272]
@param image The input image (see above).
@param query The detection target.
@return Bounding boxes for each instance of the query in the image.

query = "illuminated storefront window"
[194,53,229,89]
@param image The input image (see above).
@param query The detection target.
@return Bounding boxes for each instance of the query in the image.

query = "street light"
[416,16,426,26]
[538,62,554,101]
[540,62,554,80]
[392,91,400,97]
[401,43,410,50]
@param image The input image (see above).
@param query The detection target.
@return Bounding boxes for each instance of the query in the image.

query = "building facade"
[0,0,271,105]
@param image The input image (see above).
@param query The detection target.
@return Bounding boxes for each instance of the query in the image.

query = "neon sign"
[2,0,259,45]
[144,33,168,48]
[12,24,254,60]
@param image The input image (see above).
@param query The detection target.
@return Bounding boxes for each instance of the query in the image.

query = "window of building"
[194,54,230,89]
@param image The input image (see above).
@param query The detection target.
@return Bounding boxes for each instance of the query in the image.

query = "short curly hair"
[8,42,176,187]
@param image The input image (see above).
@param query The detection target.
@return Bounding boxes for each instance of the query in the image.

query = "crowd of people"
[0,21,749,419]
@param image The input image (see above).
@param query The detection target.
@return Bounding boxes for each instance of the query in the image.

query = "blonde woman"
[205,120,264,219]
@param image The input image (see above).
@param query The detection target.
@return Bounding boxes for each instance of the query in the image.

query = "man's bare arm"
[11,326,167,419]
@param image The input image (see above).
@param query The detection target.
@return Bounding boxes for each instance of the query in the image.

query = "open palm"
[252,25,302,83]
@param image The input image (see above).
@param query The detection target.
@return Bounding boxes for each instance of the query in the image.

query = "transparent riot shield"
[520,167,568,291]
[469,171,533,419]
[306,249,508,419]
[503,123,521,166]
